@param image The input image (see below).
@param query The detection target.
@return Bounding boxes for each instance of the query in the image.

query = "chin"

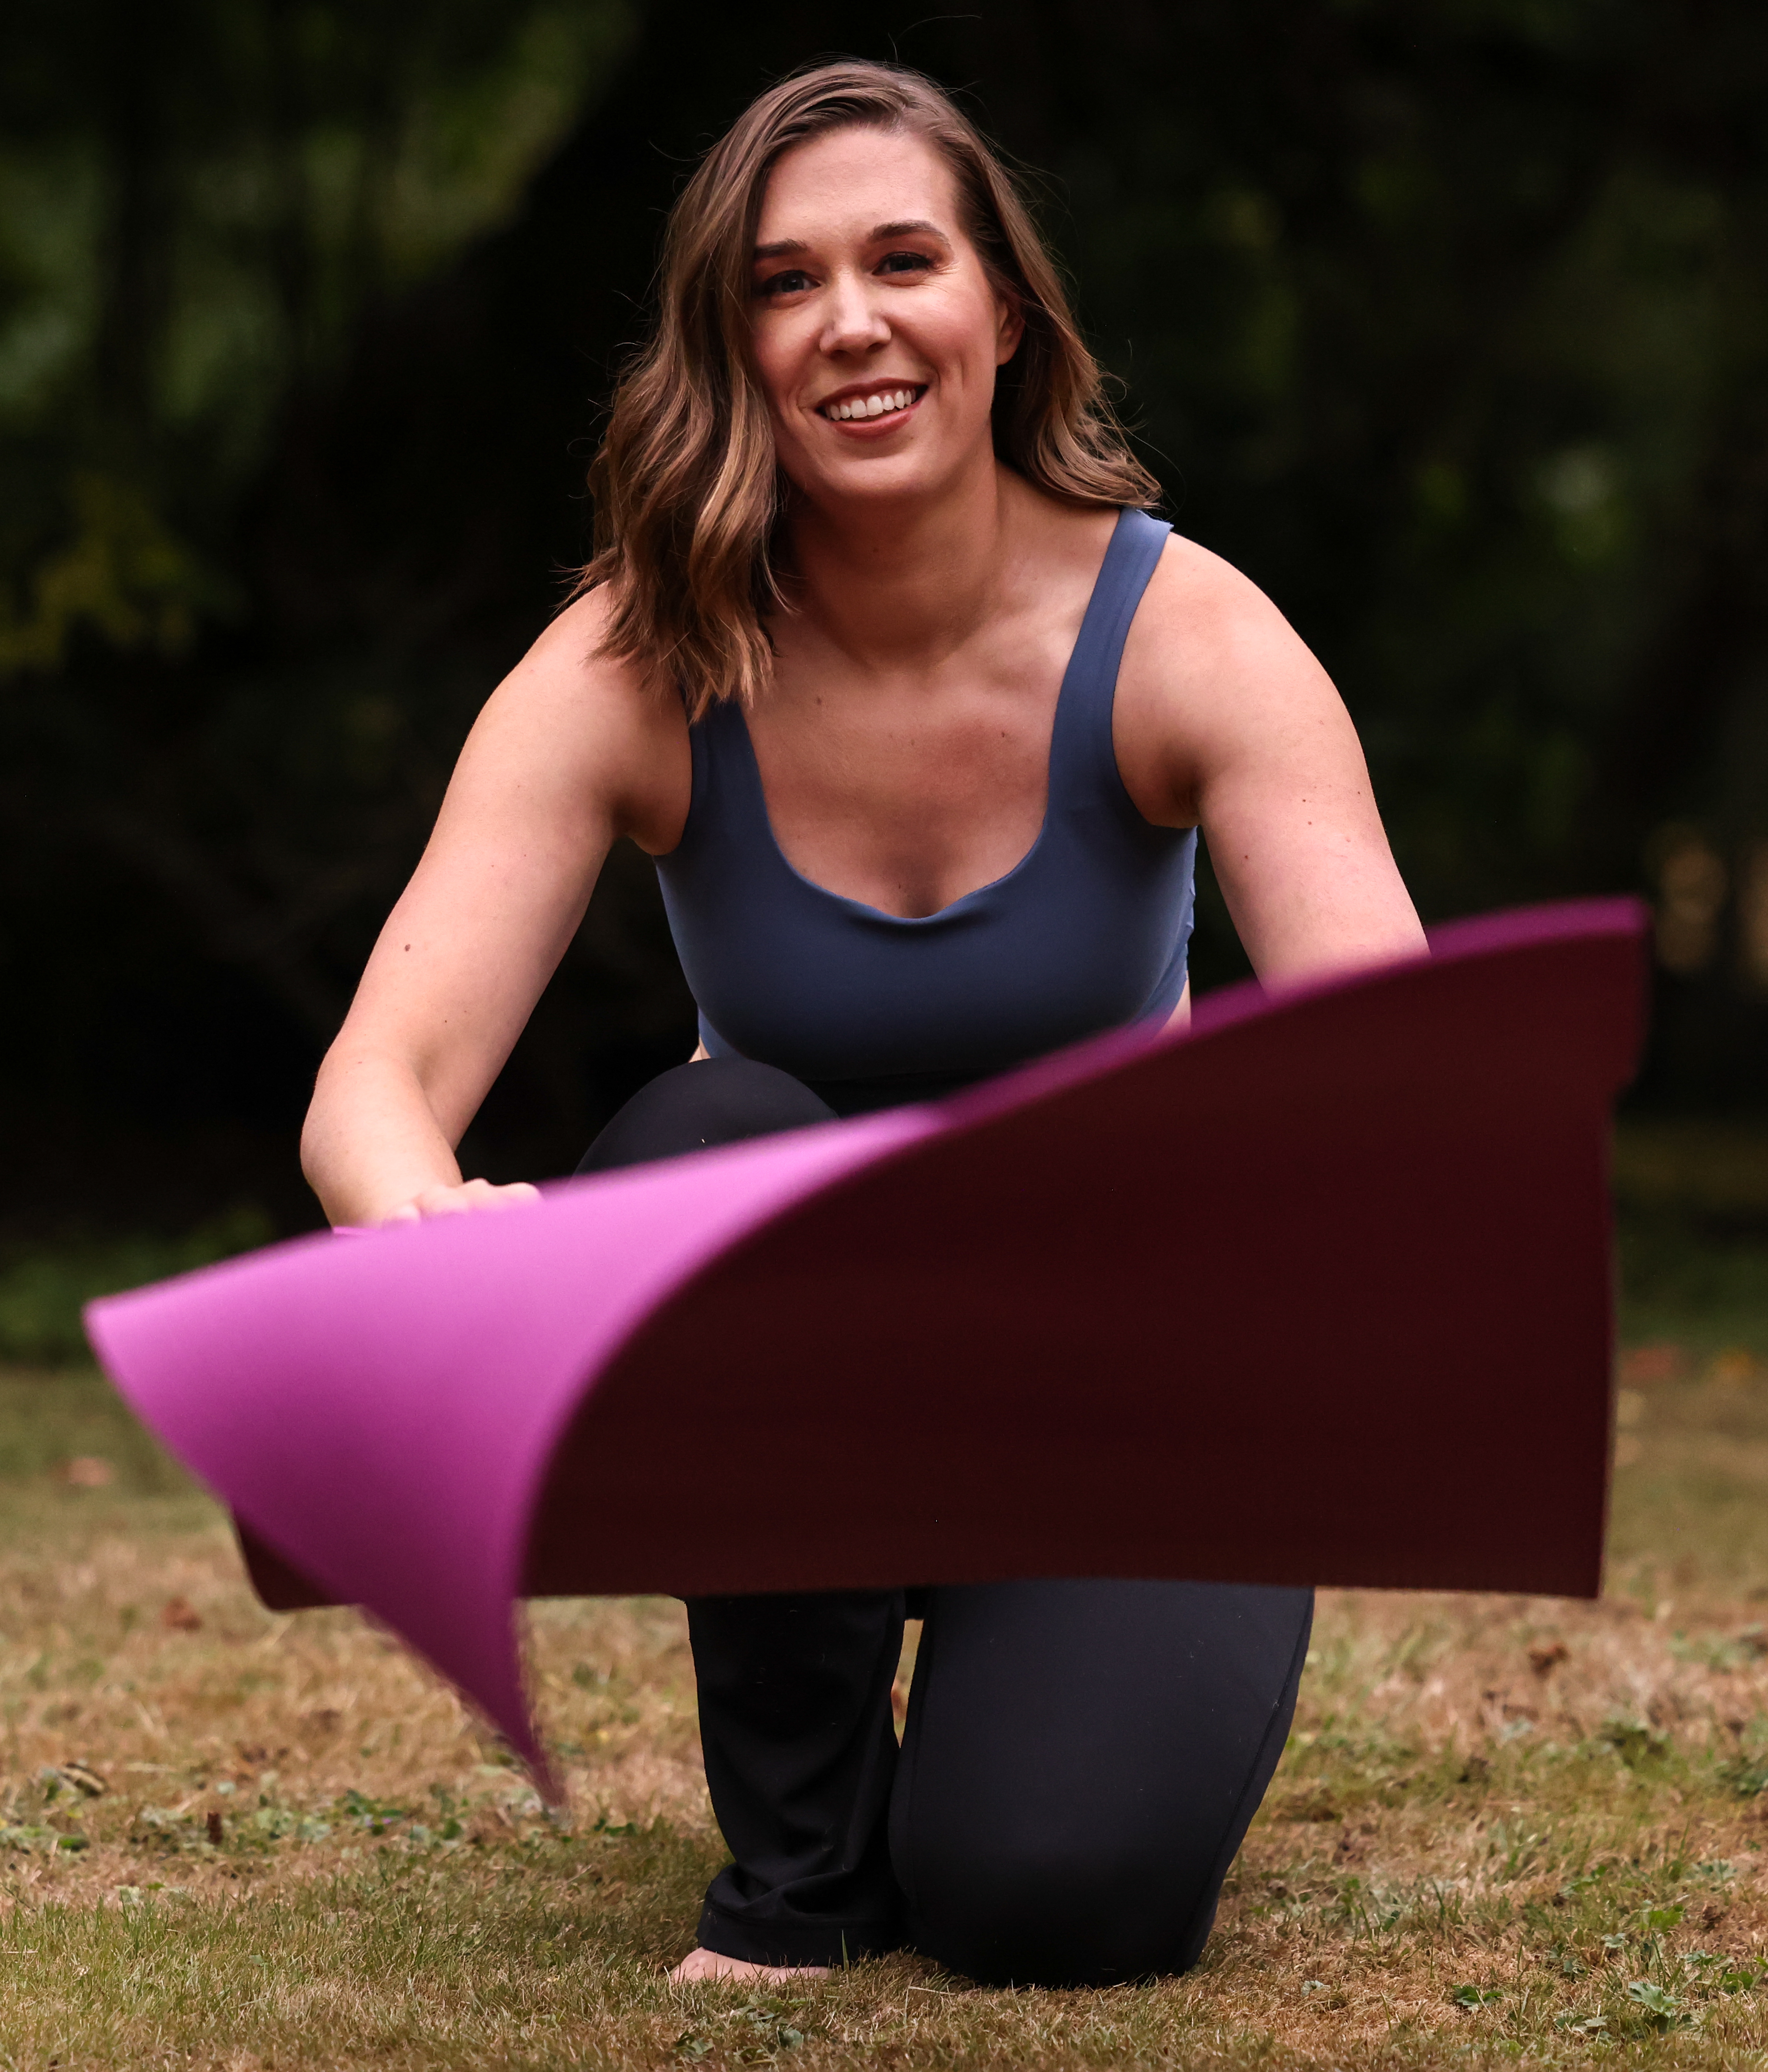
[799,448,977,511]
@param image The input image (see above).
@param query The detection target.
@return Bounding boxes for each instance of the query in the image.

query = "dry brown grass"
[9,1343,1768,2066]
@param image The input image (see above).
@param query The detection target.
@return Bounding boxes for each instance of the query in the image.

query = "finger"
[464,1180,540,1211]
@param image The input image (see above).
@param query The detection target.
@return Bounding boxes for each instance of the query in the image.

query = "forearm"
[300,1049,467,1228]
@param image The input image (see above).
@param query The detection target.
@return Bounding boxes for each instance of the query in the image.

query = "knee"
[577,1058,835,1174]
[901,1828,1216,1986]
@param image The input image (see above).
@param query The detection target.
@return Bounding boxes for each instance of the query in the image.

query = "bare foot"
[669,1946,831,1985]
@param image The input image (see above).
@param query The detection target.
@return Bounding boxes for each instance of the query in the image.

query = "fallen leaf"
[1529,1642,1570,1678]
[160,1598,202,1632]
[58,1457,114,1488]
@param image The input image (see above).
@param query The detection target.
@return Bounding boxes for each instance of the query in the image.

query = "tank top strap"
[684,690,773,848]
[681,503,1172,846]
[1047,506,1172,809]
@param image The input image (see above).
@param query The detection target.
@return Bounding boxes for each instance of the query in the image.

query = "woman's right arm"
[300,592,687,1228]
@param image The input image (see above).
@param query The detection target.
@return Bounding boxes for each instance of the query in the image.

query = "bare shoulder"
[453,585,689,852]
[481,586,677,752]
[1115,532,1351,827]
[1126,532,1328,691]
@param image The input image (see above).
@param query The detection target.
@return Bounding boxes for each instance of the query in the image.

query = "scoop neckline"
[729,511,1132,926]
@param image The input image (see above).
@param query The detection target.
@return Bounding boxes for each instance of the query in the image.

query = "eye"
[878,249,933,277]
[756,268,815,299]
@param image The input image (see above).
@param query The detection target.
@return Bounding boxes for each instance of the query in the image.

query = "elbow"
[297,1036,366,1206]
[298,1072,340,1211]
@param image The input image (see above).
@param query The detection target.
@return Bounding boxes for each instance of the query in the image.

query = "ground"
[6,1125,1768,2066]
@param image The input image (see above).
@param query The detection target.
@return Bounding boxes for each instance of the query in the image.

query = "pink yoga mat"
[86,900,1646,1781]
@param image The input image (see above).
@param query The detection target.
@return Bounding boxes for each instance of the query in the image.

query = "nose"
[819,267,890,357]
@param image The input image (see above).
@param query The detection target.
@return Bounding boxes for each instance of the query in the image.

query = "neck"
[781,448,1019,674]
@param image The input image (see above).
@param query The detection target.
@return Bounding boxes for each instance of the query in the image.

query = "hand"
[379,1178,541,1225]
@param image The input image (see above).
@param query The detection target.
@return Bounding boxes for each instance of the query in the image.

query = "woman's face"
[748,125,1023,514]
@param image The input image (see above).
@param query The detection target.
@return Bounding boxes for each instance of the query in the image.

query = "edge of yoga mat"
[86,898,1647,1775]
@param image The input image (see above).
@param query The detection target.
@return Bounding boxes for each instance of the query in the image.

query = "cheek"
[749,320,809,420]
[750,342,793,421]
[918,292,1006,381]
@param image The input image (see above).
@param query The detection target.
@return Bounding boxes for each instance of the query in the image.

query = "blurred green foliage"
[1615,1119,1768,1343]
[2,0,1767,1233]
[0,1206,272,1362]
[0,0,631,575]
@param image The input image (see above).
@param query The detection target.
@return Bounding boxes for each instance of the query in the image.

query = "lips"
[816,383,926,423]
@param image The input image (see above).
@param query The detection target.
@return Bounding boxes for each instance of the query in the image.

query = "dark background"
[4,0,1767,1254]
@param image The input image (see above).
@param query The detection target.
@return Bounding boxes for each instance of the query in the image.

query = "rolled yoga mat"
[85,899,1647,1781]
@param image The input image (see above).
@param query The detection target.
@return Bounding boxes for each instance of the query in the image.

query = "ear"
[994,286,1025,367]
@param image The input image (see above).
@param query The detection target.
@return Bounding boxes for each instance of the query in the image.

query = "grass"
[7,1122,1768,2065]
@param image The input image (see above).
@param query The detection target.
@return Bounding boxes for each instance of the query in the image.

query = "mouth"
[816,382,927,426]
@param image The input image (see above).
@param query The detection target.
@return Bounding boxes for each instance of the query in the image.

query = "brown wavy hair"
[578,59,1159,717]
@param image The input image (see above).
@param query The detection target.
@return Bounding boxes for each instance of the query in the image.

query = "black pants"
[577,1059,1314,1986]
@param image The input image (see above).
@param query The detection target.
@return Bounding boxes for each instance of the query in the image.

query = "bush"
[0,1208,273,1364]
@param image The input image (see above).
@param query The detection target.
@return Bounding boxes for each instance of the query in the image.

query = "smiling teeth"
[824,388,916,420]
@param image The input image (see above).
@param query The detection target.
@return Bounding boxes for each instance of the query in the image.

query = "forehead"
[755,125,961,246]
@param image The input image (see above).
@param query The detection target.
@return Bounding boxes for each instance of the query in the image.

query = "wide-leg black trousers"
[577,1058,1314,1986]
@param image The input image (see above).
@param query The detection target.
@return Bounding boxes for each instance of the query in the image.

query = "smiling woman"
[582,65,1156,718]
[297,57,1426,1994]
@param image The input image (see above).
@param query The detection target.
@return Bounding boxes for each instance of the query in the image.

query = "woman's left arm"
[1114,534,1427,984]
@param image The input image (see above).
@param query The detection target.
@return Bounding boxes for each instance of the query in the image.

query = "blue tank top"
[655,506,1196,1115]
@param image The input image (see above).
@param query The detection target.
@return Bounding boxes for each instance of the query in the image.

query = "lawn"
[7,1124,1768,2067]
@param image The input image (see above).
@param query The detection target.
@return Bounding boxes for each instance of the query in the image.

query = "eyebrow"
[751,218,952,262]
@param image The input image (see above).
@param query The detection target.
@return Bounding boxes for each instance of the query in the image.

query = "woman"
[302,61,1426,1987]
